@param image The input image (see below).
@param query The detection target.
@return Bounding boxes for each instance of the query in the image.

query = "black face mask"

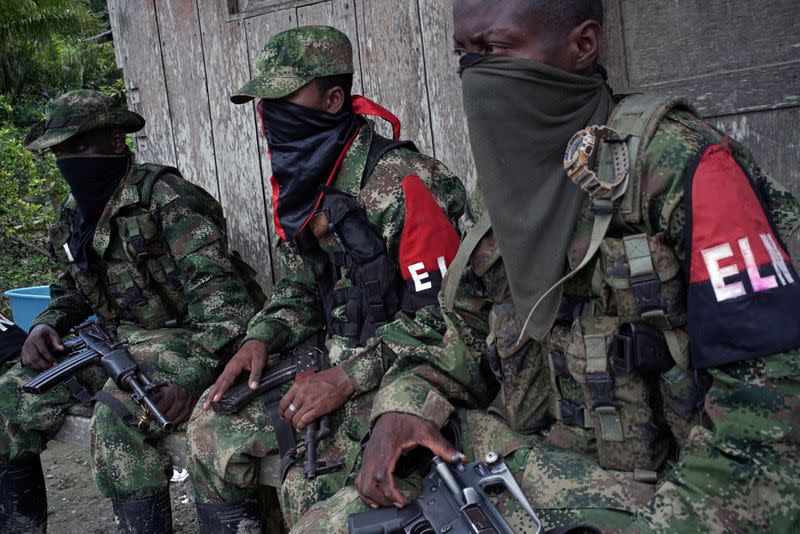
[259,99,359,240]
[57,154,130,271]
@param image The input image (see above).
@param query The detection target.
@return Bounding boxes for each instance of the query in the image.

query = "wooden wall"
[108,0,800,291]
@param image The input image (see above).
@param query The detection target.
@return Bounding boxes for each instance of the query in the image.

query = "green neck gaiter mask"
[461,56,611,341]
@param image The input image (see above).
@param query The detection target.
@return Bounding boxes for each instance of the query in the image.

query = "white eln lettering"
[0,314,12,333]
[738,237,778,292]
[437,256,448,277]
[702,243,746,302]
[408,262,432,292]
[761,233,795,286]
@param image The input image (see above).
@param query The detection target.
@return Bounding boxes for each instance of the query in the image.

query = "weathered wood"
[153,0,220,198]
[227,0,320,21]
[417,0,476,195]
[354,0,434,153]
[638,62,800,118]
[601,0,630,93]
[296,0,363,94]
[616,0,800,116]
[245,9,299,282]
[196,0,275,290]
[713,107,800,266]
[621,1,799,87]
[107,0,177,167]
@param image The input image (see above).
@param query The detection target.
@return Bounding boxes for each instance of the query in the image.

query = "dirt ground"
[41,441,199,533]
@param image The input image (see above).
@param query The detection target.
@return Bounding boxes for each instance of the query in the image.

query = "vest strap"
[443,212,492,312]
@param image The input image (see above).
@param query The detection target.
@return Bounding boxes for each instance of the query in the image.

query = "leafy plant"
[0,0,123,316]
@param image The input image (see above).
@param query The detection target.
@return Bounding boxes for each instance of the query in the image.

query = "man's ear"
[322,86,346,114]
[567,20,602,74]
[110,128,127,154]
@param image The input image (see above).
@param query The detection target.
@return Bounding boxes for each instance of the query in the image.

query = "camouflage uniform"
[186,26,466,528]
[0,90,259,502]
[291,108,800,532]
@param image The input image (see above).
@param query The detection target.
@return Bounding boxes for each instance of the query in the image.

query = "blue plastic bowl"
[4,285,51,333]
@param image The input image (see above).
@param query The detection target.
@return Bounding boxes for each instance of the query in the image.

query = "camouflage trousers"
[292,350,800,533]
[0,327,200,502]
[187,387,370,527]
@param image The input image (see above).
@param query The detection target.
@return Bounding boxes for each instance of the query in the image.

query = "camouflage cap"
[24,89,145,151]
[231,25,354,104]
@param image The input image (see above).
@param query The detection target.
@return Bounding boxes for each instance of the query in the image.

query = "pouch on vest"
[686,144,800,368]
[565,315,671,472]
[301,188,402,347]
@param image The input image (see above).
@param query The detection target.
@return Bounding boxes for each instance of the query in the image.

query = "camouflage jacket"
[371,109,800,460]
[33,163,260,394]
[244,118,465,397]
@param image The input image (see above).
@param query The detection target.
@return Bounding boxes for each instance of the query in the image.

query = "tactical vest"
[49,164,264,330]
[446,95,712,477]
[295,136,417,347]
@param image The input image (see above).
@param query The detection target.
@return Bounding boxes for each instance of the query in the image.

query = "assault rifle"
[23,322,173,432]
[348,452,542,534]
[212,340,343,481]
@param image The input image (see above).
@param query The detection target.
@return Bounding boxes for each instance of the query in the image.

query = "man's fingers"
[294,404,318,431]
[46,331,64,352]
[368,445,406,507]
[211,372,236,402]
[32,338,56,365]
[420,428,463,463]
[248,354,265,390]
[279,386,297,418]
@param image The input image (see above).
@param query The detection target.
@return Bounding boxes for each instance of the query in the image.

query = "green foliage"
[0,0,124,316]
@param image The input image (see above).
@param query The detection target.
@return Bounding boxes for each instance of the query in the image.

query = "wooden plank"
[153,0,220,198]
[228,0,320,21]
[713,107,800,266]
[196,0,275,290]
[638,62,800,118]
[600,0,630,93]
[621,0,800,87]
[296,0,363,94]
[355,0,434,153]
[245,9,299,282]
[417,0,476,195]
[107,0,177,167]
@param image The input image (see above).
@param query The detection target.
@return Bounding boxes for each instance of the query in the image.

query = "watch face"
[564,131,585,166]
[564,129,594,168]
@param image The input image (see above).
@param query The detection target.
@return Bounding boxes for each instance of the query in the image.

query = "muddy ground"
[41,441,198,533]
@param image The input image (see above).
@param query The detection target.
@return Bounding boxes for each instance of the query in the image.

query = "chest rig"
[295,135,417,347]
[49,165,187,329]
[537,95,715,476]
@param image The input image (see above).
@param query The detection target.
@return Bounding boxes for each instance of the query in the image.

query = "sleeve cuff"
[370,378,455,429]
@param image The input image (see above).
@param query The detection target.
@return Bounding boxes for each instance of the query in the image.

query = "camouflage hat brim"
[230,74,316,105]
[24,108,145,151]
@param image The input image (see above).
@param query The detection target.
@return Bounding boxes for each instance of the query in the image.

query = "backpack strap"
[516,94,697,345]
[361,134,417,188]
[131,163,182,205]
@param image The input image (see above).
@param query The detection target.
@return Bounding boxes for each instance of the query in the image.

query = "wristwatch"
[564,125,629,199]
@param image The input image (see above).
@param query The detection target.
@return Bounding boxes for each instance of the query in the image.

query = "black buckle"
[611,322,672,376]
[629,272,662,314]
[549,350,571,379]
[559,399,587,428]
[585,372,615,406]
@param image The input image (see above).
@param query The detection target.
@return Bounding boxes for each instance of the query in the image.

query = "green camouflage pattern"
[301,108,800,531]
[186,118,465,526]
[231,26,354,104]
[0,163,258,500]
[24,89,145,151]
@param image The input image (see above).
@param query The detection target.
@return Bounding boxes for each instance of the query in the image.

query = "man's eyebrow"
[453,28,517,44]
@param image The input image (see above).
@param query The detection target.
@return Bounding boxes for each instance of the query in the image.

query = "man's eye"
[452,48,465,57]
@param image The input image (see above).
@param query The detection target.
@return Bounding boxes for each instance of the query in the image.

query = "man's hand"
[21,324,64,370]
[355,412,465,509]
[150,383,198,426]
[202,339,268,410]
[279,366,355,431]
